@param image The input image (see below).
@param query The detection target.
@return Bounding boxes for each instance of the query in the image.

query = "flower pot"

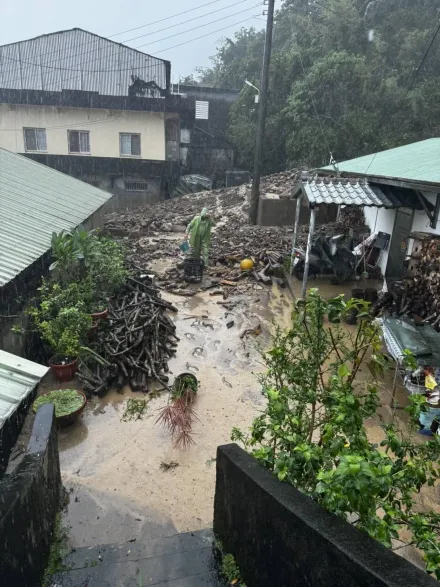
[34,389,87,427]
[49,356,78,382]
[90,308,108,321]
[58,390,87,427]
[87,322,99,341]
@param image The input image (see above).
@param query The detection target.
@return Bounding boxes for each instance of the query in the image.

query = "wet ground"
[30,270,439,571]
[56,283,292,548]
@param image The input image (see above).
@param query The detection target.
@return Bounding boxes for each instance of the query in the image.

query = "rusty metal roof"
[295,178,393,207]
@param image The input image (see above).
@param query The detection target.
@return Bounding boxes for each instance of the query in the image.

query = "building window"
[120,133,141,157]
[195,101,209,120]
[68,130,90,154]
[124,181,149,192]
[24,128,47,152]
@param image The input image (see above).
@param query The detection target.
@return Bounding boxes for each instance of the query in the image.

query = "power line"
[364,18,440,174]
[150,14,261,56]
[118,0,251,44]
[286,9,338,171]
[0,0,237,76]
[108,0,236,38]
[1,3,260,88]
[0,13,262,133]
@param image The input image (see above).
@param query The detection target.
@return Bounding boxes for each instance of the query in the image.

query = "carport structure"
[291,177,436,297]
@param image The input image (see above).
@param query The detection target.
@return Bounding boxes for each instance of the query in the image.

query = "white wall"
[363,206,397,274]
[0,104,166,160]
[364,190,440,275]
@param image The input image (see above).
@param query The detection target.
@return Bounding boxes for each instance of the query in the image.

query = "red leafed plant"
[156,374,198,449]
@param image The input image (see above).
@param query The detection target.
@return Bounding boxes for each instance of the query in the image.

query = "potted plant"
[28,289,91,381]
[33,388,87,426]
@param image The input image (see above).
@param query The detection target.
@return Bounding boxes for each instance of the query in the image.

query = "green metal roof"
[0,148,113,286]
[320,138,440,186]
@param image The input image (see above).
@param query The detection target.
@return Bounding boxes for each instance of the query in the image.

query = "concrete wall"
[0,103,167,160]
[214,444,437,587]
[0,404,61,587]
[257,196,338,227]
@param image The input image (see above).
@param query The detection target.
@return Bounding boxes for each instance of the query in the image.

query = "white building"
[321,138,440,278]
[0,29,183,208]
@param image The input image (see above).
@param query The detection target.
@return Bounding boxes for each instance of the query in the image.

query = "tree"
[232,291,440,578]
[196,0,440,170]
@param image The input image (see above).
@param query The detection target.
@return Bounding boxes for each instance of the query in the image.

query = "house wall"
[364,191,440,276]
[0,104,167,160]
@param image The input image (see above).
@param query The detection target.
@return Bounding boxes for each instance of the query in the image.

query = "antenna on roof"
[329,152,340,176]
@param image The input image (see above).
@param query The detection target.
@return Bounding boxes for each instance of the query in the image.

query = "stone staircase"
[51,529,225,586]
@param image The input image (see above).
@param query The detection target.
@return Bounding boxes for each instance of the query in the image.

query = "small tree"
[232,289,440,578]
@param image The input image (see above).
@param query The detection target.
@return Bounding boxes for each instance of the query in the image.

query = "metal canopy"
[293,178,395,208]
[0,350,48,427]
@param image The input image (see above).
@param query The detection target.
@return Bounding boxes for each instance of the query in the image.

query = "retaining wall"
[214,443,437,587]
[0,404,61,587]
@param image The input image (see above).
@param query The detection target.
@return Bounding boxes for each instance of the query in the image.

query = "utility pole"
[248,0,275,225]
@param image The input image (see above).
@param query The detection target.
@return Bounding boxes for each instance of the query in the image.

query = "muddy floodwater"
[59,285,293,547]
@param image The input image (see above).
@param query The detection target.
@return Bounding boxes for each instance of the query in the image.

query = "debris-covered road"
[105,171,366,295]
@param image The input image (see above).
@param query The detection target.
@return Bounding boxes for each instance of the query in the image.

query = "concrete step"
[51,529,226,587]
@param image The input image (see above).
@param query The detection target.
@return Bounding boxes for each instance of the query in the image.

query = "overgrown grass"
[215,540,246,586]
[41,513,70,587]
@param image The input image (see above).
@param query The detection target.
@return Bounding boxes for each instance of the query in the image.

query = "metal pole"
[290,194,303,274]
[301,207,316,298]
[248,0,275,225]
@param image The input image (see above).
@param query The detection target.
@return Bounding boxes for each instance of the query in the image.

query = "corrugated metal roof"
[0,28,168,96]
[0,148,113,286]
[0,350,48,426]
[320,138,440,186]
[298,179,393,207]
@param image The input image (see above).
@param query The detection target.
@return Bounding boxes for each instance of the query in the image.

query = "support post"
[248,0,275,224]
[290,194,303,274]
[301,206,316,298]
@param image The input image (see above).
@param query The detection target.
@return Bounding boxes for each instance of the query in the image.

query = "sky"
[0,0,265,79]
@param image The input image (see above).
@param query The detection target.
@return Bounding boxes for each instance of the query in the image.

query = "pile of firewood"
[402,237,440,326]
[78,273,179,396]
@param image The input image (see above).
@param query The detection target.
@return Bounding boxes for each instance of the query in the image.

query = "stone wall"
[214,443,437,587]
[0,404,61,587]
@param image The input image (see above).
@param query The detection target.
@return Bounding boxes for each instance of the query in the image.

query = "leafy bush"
[232,290,440,578]
[50,227,129,299]
[28,283,91,358]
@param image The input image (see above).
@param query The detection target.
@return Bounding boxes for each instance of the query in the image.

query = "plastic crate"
[184,258,204,283]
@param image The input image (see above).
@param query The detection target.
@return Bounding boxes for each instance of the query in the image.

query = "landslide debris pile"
[105,171,367,294]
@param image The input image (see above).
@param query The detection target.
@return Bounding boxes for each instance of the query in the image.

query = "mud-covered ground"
[55,284,292,547]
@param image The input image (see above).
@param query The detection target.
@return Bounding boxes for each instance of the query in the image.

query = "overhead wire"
[0,0,241,74]
[1,4,261,91]
[363,18,440,174]
[0,14,262,133]
[0,0,258,83]
[286,8,339,171]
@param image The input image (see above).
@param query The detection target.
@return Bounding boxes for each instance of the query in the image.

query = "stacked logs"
[403,237,440,326]
[77,273,178,396]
